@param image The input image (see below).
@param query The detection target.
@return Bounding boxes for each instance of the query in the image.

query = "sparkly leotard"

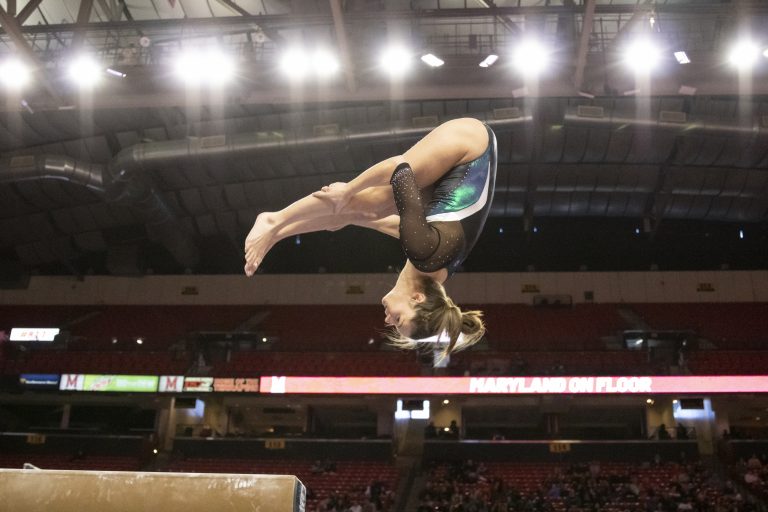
[389,124,497,276]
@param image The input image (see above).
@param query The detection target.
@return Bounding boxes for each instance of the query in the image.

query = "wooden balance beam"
[0,468,306,512]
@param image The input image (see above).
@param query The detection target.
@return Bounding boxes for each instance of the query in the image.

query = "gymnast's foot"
[244,212,277,277]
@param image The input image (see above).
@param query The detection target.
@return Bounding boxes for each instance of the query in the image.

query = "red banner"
[259,375,768,395]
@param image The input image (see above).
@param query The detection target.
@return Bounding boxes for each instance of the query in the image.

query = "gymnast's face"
[381,286,424,337]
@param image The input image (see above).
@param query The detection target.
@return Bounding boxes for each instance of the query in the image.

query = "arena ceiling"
[0,0,766,278]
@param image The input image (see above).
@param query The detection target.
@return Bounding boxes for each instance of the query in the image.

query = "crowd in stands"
[734,453,768,503]
[418,459,761,512]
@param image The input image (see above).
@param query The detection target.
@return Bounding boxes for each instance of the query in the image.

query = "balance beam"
[0,468,306,512]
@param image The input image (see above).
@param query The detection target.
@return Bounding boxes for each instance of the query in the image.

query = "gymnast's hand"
[312,182,351,214]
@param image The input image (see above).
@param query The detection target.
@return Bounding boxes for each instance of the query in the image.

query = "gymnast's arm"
[314,118,487,211]
[390,165,464,273]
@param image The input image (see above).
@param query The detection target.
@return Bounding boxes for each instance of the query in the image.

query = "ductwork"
[108,114,532,172]
[0,154,104,192]
[0,154,200,271]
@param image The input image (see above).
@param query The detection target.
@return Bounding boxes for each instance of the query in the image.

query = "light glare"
[0,59,31,89]
[69,56,102,87]
[420,53,444,67]
[280,48,309,80]
[380,45,412,77]
[513,40,549,76]
[728,41,760,70]
[313,49,340,77]
[174,50,235,86]
[624,39,661,72]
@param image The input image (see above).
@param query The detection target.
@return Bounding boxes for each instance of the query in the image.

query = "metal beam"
[4,4,763,36]
[72,0,95,49]
[215,0,284,44]
[329,0,356,92]
[475,0,520,36]
[3,70,765,113]
[15,0,43,25]
[0,5,61,103]
[573,0,596,90]
[95,0,120,22]
[608,0,653,52]
[7,0,16,16]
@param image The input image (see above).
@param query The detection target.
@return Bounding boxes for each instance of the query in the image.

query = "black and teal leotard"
[390,124,497,276]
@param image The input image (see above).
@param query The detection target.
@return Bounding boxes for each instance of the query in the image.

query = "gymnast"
[244,117,497,357]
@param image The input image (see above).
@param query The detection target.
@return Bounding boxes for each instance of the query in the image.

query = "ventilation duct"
[0,155,199,271]
[564,107,763,136]
[0,155,104,192]
[108,114,532,172]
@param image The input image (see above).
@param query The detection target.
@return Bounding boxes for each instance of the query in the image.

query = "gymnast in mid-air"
[244,117,497,357]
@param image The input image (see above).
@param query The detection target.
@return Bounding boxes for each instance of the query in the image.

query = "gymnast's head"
[381,274,485,357]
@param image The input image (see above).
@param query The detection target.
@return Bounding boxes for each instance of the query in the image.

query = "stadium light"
[479,54,499,68]
[512,39,549,76]
[312,49,340,77]
[728,40,760,70]
[623,39,661,72]
[764,47,768,59]
[174,49,235,86]
[279,48,309,80]
[68,55,102,88]
[674,51,691,65]
[0,58,31,89]
[380,45,413,77]
[420,53,444,68]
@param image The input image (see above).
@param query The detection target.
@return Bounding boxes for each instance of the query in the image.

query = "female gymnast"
[243,117,497,357]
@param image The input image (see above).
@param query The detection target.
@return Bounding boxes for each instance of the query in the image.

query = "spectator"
[448,420,459,439]
[676,423,689,440]
[657,423,671,440]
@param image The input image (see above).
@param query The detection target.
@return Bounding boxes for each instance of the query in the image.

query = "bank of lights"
[728,40,760,70]
[279,48,340,80]
[0,58,31,89]
[624,39,661,72]
[380,45,412,77]
[512,40,549,76]
[174,50,235,86]
[69,56,102,87]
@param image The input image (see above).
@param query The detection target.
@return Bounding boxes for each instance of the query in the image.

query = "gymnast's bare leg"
[244,186,397,276]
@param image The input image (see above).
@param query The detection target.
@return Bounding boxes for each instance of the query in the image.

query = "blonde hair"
[387,275,485,359]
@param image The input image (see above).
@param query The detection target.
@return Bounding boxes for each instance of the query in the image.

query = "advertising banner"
[60,374,84,391]
[213,378,260,393]
[19,374,60,387]
[79,375,159,392]
[183,377,214,392]
[259,375,768,395]
[10,327,59,342]
[159,376,185,393]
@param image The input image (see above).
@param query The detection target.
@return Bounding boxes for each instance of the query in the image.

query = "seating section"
[450,350,651,376]
[1,350,187,375]
[215,351,421,376]
[165,458,397,512]
[420,461,748,512]
[633,303,768,349]
[687,351,768,375]
[475,304,627,351]
[0,453,141,471]
[2,303,768,377]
